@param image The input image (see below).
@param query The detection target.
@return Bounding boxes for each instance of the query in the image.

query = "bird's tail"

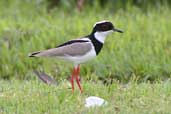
[29,48,58,57]
[29,51,42,57]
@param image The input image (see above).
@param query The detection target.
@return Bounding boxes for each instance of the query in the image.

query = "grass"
[0,1,171,81]
[0,80,171,114]
[0,1,171,113]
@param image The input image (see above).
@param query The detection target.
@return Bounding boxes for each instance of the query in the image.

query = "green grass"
[0,80,171,114]
[0,2,171,81]
[0,1,171,113]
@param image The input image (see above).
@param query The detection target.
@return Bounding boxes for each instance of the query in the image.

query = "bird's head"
[92,20,123,34]
[91,20,123,43]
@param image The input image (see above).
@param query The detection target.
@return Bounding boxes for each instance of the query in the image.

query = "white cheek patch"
[94,30,113,43]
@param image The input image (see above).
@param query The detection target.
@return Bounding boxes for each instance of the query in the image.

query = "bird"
[29,20,123,93]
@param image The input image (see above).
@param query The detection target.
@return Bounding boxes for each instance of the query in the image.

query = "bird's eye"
[101,25,109,30]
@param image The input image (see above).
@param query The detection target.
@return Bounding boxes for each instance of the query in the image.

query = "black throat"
[88,34,103,55]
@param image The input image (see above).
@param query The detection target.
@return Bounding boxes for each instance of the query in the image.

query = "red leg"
[77,65,81,83]
[75,65,83,93]
[70,67,76,93]
[70,76,74,93]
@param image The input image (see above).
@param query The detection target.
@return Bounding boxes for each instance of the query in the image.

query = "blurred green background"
[0,0,171,82]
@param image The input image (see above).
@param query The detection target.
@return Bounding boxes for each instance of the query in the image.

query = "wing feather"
[29,41,92,57]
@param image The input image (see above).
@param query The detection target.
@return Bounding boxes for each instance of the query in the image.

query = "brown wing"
[29,42,92,57]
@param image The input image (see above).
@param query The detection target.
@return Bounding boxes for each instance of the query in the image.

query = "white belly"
[60,48,96,64]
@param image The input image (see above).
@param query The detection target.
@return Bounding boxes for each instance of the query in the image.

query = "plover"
[29,20,123,93]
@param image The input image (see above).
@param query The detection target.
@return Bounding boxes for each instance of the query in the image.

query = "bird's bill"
[113,28,123,33]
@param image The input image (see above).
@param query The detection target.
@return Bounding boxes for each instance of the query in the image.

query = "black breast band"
[89,35,103,55]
